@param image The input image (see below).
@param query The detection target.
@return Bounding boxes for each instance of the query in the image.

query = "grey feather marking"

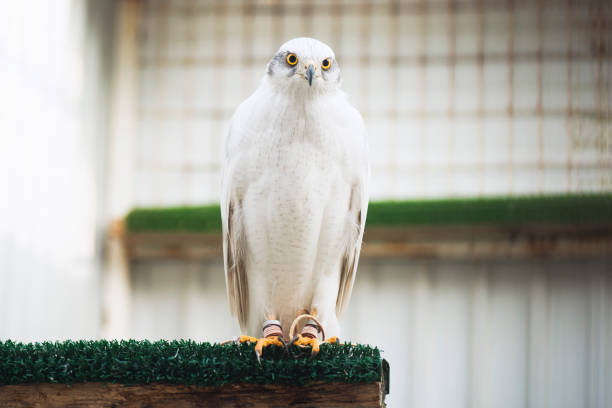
[225,201,249,329]
[267,51,297,77]
[335,186,364,318]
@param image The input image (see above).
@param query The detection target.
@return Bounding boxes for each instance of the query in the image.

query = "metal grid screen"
[134,0,611,205]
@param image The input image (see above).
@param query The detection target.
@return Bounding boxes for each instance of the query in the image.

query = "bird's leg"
[290,308,339,359]
[233,319,284,346]
[222,316,286,363]
[253,319,286,363]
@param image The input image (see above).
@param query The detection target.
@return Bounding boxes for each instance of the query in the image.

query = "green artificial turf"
[127,204,222,233]
[126,193,612,233]
[0,340,382,386]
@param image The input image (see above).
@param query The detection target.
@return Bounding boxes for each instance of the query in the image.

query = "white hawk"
[221,37,369,359]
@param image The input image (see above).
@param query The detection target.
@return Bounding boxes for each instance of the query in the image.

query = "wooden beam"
[101,0,141,339]
[0,381,386,408]
[362,224,612,259]
[117,222,612,261]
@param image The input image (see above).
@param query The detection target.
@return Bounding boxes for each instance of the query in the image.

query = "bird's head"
[266,37,341,94]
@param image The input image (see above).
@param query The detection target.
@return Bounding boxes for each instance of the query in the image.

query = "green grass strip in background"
[126,193,612,233]
[127,204,222,233]
[368,193,612,226]
[0,340,382,386]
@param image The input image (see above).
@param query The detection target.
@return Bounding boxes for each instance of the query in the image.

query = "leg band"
[262,319,283,338]
[301,320,320,339]
[289,314,326,341]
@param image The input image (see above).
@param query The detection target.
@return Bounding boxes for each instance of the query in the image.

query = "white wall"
[0,0,116,341]
[348,259,612,408]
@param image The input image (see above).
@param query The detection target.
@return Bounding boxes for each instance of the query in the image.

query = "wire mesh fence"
[133,0,611,205]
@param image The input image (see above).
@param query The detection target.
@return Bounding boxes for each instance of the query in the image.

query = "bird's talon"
[278,336,289,354]
[289,334,300,346]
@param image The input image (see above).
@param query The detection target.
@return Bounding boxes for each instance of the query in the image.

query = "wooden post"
[101,0,140,339]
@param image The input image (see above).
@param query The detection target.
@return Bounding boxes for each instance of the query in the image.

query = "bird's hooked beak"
[304,64,315,87]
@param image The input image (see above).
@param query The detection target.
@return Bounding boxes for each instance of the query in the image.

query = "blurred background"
[1,0,611,407]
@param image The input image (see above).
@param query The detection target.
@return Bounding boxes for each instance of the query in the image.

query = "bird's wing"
[335,119,369,318]
[221,124,249,330]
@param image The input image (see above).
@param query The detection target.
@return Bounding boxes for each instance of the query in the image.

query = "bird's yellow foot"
[221,336,287,364]
[289,312,329,359]
[221,320,287,364]
[247,320,287,364]
[222,335,286,364]
[291,335,339,357]
[292,334,320,359]
[237,335,259,344]
[254,336,285,364]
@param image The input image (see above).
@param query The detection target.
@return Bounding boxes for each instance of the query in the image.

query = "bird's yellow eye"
[286,53,298,66]
[321,58,331,70]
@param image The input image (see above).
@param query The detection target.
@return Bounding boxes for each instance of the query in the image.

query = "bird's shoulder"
[331,92,368,150]
[223,93,260,159]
